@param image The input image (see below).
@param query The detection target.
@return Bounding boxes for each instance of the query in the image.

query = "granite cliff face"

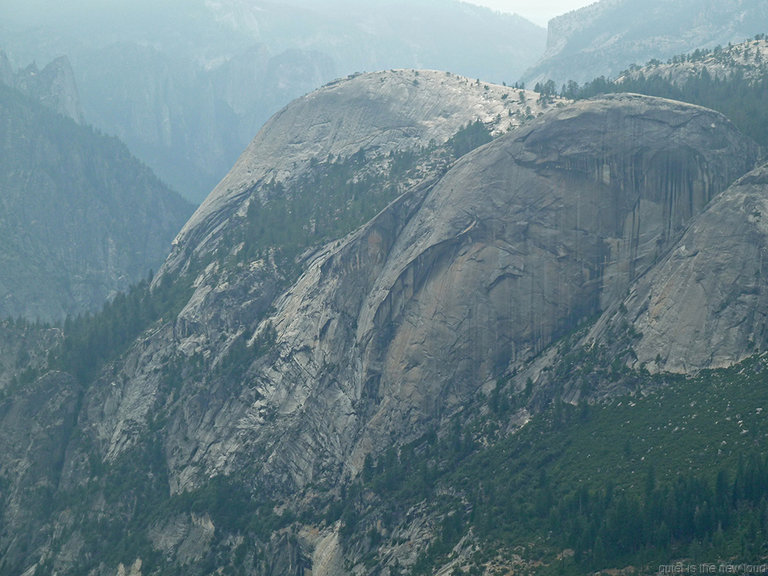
[146,69,551,489]
[0,72,763,574]
[245,93,757,487]
[522,0,768,85]
[592,163,768,373]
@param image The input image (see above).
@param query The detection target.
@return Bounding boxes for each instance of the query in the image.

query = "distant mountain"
[0,51,82,122]
[0,82,194,320]
[522,0,768,85]
[0,0,546,202]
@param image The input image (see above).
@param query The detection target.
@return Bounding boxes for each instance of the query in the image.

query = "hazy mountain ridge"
[0,51,83,122]
[0,82,194,320]
[0,0,545,202]
[523,0,768,85]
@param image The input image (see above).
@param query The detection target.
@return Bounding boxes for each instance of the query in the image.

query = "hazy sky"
[465,0,598,27]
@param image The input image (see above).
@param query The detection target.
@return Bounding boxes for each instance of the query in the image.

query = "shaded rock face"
[594,163,768,373]
[228,94,758,489]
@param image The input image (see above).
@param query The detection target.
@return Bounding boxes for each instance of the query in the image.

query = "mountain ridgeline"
[523,0,768,85]
[0,81,193,321]
[2,44,768,576]
[0,0,545,202]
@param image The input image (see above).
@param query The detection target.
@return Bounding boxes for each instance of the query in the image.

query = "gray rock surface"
[618,37,768,87]
[593,163,768,372]
[105,90,757,502]
[247,94,757,487]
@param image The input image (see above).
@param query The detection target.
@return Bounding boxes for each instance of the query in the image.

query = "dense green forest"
[49,273,194,384]
[340,354,768,574]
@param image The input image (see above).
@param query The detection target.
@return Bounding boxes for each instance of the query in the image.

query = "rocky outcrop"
[522,0,768,85]
[0,53,83,123]
[592,163,768,372]
[0,321,60,393]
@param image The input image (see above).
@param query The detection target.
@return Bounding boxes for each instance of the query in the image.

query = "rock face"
[150,89,757,497]
[248,94,757,487]
[147,69,554,490]
[522,0,768,85]
[0,83,194,320]
[593,163,768,373]
[80,89,756,486]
